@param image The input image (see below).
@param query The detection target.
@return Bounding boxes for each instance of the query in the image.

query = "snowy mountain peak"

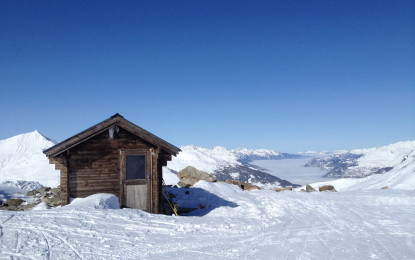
[232,148,281,156]
[0,130,56,156]
[0,131,59,187]
[168,145,240,174]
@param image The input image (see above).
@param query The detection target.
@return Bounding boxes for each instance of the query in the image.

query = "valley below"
[251,158,331,185]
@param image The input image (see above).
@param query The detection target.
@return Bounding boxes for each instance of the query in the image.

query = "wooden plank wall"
[50,157,69,205]
[61,127,160,211]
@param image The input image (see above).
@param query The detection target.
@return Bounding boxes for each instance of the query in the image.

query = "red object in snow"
[199,204,206,209]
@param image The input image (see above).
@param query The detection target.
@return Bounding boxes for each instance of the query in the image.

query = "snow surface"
[251,158,330,185]
[0,182,414,259]
[162,167,180,186]
[0,132,414,258]
[0,131,59,187]
[303,150,415,192]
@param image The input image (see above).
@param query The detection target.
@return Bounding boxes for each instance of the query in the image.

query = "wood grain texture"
[47,120,176,214]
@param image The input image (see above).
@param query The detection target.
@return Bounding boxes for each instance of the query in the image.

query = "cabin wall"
[49,157,69,204]
[58,127,162,212]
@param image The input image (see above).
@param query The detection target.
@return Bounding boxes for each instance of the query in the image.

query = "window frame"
[120,149,151,185]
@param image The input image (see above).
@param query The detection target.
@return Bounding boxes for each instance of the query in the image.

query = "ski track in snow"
[0,188,413,259]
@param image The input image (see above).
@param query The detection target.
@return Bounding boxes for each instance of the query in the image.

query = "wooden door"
[120,150,151,211]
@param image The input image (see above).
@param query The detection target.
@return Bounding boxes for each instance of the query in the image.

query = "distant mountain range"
[302,148,415,191]
[166,145,302,188]
[305,141,415,178]
[0,131,414,189]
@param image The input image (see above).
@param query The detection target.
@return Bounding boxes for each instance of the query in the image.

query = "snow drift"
[67,193,120,209]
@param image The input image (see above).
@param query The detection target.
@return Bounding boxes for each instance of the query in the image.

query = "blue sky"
[1,1,414,152]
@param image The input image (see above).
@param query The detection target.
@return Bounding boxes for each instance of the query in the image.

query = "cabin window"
[126,155,146,180]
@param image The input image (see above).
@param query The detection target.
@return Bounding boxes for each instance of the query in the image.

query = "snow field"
[0,182,414,259]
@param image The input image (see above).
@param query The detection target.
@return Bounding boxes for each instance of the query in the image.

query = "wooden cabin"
[43,114,181,214]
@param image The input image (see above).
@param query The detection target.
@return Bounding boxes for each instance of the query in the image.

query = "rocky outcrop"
[0,186,61,211]
[225,179,260,191]
[4,199,24,207]
[319,185,337,192]
[177,166,216,187]
[273,187,293,192]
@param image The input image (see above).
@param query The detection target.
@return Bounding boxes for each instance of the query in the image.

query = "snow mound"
[162,167,180,186]
[0,131,59,187]
[67,193,120,209]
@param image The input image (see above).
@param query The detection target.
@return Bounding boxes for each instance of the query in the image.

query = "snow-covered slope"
[303,149,415,191]
[167,145,241,173]
[0,182,414,258]
[305,141,415,178]
[0,131,59,187]
[167,145,300,188]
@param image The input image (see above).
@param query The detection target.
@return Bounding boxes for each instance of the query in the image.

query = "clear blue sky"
[1,1,414,152]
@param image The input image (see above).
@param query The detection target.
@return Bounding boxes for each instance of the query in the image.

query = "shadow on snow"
[167,187,238,217]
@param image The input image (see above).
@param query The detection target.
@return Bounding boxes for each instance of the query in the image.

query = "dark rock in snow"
[26,190,39,196]
[225,179,260,191]
[319,185,336,192]
[273,187,293,192]
[38,187,51,196]
[4,198,24,207]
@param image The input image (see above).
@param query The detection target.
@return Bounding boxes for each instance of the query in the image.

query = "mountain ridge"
[305,141,415,178]
[0,130,59,187]
[1,131,414,189]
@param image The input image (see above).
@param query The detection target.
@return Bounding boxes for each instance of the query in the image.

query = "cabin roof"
[43,113,181,157]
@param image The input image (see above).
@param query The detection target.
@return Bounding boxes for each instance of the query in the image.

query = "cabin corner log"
[49,157,70,205]
[44,114,180,213]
